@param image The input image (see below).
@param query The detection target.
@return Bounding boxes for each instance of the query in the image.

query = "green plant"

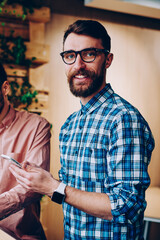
[8,75,38,110]
[0,0,48,112]
[0,0,44,20]
[0,29,36,66]
[0,27,38,110]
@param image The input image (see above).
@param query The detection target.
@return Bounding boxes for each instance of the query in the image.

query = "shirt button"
[75,150,78,155]
[5,126,8,129]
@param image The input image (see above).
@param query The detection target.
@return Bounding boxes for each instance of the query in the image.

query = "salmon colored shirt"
[0,106,51,240]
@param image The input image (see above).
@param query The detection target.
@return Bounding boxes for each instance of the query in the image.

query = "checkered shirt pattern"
[59,84,155,240]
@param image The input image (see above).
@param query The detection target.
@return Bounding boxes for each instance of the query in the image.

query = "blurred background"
[0,0,159,239]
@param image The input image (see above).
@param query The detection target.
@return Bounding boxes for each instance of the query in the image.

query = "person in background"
[10,20,155,240]
[0,63,51,240]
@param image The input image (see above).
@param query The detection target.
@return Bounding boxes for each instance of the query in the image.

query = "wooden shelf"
[28,91,49,113]
[16,90,49,114]
[4,64,49,114]
[0,5,50,23]
[0,4,50,114]
[0,42,50,65]
[4,64,28,77]
[0,21,29,39]
[25,42,50,65]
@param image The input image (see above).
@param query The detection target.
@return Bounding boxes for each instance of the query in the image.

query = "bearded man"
[10,20,154,240]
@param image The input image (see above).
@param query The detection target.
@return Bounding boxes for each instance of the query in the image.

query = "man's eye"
[83,51,95,58]
[65,53,75,60]
[87,51,95,57]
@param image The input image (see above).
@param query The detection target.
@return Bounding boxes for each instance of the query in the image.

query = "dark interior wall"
[50,0,160,30]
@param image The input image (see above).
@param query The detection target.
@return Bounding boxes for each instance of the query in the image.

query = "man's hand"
[10,162,112,220]
[9,162,59,197]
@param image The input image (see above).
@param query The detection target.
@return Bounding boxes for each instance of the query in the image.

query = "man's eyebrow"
[63,49,75,52]
[63,47,97,52]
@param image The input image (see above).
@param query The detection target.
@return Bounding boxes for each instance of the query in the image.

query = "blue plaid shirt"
[59,84,155,240]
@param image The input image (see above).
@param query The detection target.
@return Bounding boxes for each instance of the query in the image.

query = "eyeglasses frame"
[60,47,110,65]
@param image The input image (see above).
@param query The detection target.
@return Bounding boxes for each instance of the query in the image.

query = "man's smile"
[74,74,88,79]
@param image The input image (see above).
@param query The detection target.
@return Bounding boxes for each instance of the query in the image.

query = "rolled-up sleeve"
[105,112,155,224]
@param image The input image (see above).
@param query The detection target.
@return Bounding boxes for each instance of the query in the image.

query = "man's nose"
[74,54,86,69]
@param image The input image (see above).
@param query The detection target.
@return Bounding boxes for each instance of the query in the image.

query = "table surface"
[0,227,19,240]
[0,229,15,240]
[144,187,160,219]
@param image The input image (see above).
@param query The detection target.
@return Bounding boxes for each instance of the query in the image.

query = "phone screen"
[1,154,22,168]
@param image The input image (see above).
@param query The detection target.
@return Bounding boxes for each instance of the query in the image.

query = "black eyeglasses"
[60,47,109,65]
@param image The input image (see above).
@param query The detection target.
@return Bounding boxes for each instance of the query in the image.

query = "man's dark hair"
[63,20,111,52]
[0,62,7,88]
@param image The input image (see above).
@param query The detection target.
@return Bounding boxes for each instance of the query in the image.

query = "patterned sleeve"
[105,112,155,224]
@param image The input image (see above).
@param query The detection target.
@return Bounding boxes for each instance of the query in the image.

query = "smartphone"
[1,154,22,168]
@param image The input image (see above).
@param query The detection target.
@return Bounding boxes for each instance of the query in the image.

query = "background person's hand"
[9,162,59,197]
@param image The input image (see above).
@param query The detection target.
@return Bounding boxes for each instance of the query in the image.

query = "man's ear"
[105,53,113,69]
[2,81,10,96]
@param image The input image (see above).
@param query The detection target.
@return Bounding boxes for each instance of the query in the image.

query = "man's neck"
[80,82,106,106]
[0,103,10,123]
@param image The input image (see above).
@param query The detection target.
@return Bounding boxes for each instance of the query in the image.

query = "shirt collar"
[0,105,16,129]
[80,84,114,114]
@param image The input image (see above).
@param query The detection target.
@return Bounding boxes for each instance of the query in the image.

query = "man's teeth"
[75,75,87,78]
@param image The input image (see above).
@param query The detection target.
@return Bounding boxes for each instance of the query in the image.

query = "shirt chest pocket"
[60,129,109,182]
[79,147,108,182]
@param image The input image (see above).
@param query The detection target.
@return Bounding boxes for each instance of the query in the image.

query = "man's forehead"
[64,33,103,51]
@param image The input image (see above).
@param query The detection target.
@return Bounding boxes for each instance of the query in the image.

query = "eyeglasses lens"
[63,49,97,64]
[63,52,76,64]
[81,49,96,62]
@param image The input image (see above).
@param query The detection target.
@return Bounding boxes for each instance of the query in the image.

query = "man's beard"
[0,91,4,114]
[67,62,106,98]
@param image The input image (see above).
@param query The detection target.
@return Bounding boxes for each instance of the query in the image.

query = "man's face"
[63,33,107,98]
[0,87,4,114]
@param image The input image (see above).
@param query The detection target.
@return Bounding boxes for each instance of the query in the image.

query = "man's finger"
[9,164,25,175]
[9,166,28,180]
[9,166,31,186]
